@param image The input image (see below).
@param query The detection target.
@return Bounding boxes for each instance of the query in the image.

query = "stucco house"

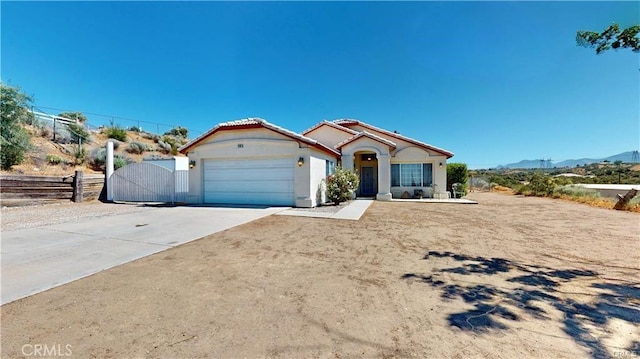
[179,118,453,207]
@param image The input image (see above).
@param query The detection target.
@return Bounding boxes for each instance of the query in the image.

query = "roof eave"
[336,119,454,158]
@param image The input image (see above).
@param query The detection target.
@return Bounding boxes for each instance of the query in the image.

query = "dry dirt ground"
[1,193,639,358]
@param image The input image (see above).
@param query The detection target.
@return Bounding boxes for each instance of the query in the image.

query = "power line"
[33,105,210,137]
[35,105,177,128]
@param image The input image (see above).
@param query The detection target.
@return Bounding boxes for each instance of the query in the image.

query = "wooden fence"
[0,171,104,207]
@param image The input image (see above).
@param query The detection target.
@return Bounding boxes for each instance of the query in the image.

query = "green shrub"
[87,148,131,171]
[39,126,51,138]
[164,126,188,138]
[525,173,556,196]
[326,166,359,205]
[156,141,172,154]
[447,163,468,194]
[66,123,91,143]
[554,185,601,198]
[489,174,520,188]
[141,132,160,142]
[106,139,121,150]
[74,146,86,165]
[1,83,34,169]
[160,136,179,155]
[113,156,127,170]
[128,126,142,132]
[104,126,128,142]
[46,155,63,165]
[125,141,149,154]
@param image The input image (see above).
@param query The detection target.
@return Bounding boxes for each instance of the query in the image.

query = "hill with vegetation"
[1,83,189,176]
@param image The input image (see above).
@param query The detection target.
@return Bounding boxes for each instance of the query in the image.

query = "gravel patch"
[1,201,155,231]
[286,200,352,214]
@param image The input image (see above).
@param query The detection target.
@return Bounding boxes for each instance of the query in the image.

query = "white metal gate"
[110,163,188,203]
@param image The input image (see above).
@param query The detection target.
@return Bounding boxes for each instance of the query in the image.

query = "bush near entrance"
[326,167,359,205]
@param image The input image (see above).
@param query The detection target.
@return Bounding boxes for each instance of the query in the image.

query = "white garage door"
[203,158,295,206]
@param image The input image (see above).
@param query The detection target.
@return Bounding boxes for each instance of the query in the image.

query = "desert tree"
[576,23,640,54]
[1,83,34,169]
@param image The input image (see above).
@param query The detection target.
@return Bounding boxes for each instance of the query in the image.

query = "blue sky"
[2,1,638,169]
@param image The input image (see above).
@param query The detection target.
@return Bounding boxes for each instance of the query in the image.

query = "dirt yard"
[2,193,639,358]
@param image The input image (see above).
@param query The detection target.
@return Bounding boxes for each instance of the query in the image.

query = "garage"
[203,158,295,206]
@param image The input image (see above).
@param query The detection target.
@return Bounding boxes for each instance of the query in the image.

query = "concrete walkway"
[277,199,374,221]
[1,206,285,305]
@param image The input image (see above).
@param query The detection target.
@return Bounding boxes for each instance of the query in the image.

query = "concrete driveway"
[1,205,285,305]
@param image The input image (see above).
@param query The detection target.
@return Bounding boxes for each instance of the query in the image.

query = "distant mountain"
[497,151,639,169]
[497,159,544,169]
[554,158,599,168]
[603,151,638,163]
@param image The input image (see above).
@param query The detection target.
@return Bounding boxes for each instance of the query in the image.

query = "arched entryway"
[354,151,378,197]
[340,143,392,201]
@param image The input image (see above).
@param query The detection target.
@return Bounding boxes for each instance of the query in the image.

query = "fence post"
[106,141,114,201]
[72,170,84,202]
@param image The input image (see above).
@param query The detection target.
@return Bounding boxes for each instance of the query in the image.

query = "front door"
[360,166,375,196]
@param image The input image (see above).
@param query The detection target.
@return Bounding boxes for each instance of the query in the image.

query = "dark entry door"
[361,166,375,196]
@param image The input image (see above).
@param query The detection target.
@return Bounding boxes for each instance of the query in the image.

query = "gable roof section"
[333,119,454,158]
[335,130,397,150]
[301,120,359,136]
[179,118,341,157]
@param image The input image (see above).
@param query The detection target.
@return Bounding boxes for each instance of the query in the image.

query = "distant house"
[179,118,453,207]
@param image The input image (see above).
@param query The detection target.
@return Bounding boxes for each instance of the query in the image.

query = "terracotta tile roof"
[218,118,265,127]
[301,120,359,136]
[179,118,340,157]
[332,119,454,158]
[335,131,397,150]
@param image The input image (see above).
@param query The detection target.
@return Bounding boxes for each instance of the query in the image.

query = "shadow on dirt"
[402,251,640,359]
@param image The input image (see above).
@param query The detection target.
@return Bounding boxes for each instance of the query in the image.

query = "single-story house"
[179,118,454,207]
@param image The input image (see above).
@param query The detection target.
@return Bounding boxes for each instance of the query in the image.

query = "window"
[326,160,335,177]
[391,164,400,186]
[422,163,433,186]
[401,164,421,186]
[391,163,433,187]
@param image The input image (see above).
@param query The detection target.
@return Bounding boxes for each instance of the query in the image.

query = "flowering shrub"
[326,166,359,205]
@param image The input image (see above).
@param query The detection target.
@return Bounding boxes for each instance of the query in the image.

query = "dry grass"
[490,185,514,194]
[1,127,183,176]
[555,194,616,210]
[2,193,638,358]
[496,186,639,213]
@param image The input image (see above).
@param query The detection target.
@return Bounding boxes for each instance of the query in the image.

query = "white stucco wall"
[304,125,354,149]
[340,138,392,200]
[310,155,328,206]
[143,156,189,171]
[340,126,449,198]
[184,127,337,207]
[392,146,447,197]
[293,148,336,207]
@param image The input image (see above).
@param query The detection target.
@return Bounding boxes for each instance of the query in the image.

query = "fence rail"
[468,175,492,192]
[0,172,104,207]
